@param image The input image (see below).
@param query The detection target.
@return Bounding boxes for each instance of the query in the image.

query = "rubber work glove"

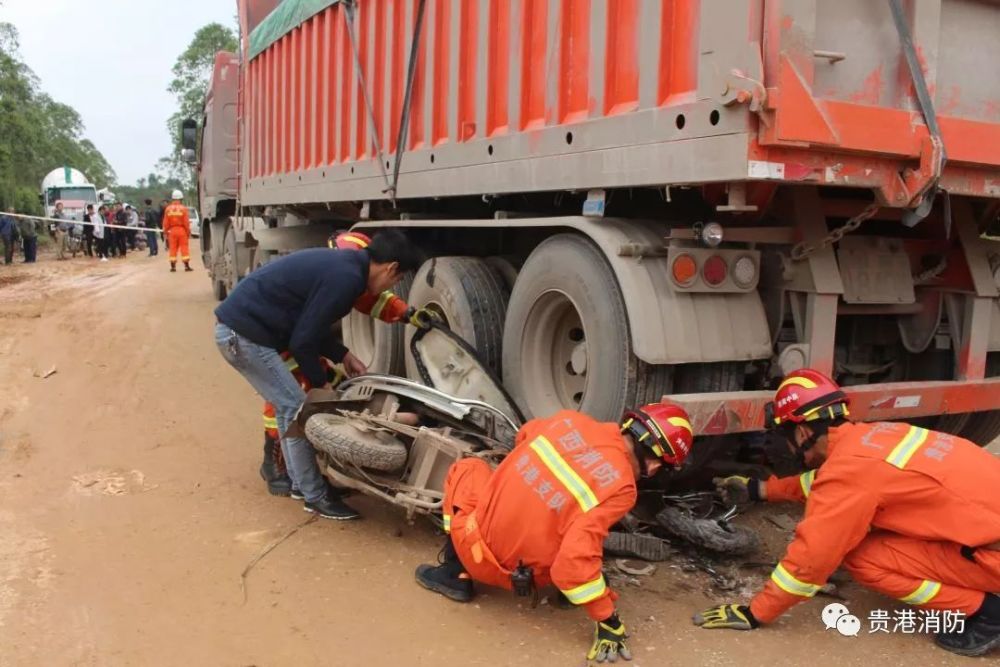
[406,306,440,330]
[692,604,759,631]
[587,613,632,663]
[712,475,761,505]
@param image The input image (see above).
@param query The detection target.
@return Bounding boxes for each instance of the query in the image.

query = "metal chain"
[790,202,881,262]
[913,255,948,284]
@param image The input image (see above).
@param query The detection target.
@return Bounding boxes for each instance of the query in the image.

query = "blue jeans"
[214,323,327,502]
[146,230,159,255]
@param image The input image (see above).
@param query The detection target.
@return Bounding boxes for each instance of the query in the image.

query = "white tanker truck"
[39,167,99,221]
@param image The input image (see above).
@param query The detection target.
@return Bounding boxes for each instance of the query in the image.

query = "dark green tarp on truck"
[248,0,342,60]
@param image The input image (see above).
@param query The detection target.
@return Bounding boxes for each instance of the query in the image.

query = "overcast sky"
[1,0,238,185]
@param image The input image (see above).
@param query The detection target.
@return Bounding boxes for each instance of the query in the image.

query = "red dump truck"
[188,0,1000,448]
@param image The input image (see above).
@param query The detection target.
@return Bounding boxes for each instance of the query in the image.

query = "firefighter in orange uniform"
[259,230,427,496]
[696,369,1000,658]
[415,403,695,662]
[162,189,192,272]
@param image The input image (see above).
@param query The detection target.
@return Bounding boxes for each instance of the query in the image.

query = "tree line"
[0,22,115,213]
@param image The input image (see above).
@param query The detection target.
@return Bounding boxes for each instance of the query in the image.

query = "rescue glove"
[406,306,440,330]
[692,604,759,631]
[712,475,761,506]
[587,613,632,663]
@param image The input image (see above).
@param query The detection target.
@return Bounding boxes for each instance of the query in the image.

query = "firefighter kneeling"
[696,368,1000,657]
[415,403,695,662]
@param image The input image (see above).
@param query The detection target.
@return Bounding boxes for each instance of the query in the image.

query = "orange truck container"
[191,0,1000,449]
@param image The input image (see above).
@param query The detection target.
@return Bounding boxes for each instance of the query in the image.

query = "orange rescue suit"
[162,201,190,263]
[752,421,1000,623]
[443,410,637,621]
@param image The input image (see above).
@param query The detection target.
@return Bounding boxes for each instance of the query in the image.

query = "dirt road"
[0,252,986,666]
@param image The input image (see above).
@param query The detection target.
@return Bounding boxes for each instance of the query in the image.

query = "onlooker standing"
[159,199,170,255]
[113,203,128,258]
[0,208,18,265]
[82,204,95,257]
[143,198,160,256]
[92,205,108,261]
[103,206,117,258]
[126,205,139,250]
[16,212,39,263]
[52,201,72,260]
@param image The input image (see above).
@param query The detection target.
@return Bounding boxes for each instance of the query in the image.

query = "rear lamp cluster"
[670,253,757,289]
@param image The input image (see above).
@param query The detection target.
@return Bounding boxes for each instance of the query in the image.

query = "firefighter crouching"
[415,403,695,662]
[697,368,1000,658]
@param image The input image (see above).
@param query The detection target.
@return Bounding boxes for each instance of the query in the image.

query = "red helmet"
[766,368,849,428]
[621,402,694,468]
[329,231,372,250]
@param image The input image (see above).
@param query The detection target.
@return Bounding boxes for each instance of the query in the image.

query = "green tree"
[162,23,238,183]
[0,21,115,212]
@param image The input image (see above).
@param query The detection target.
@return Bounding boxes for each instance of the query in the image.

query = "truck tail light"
[702,255,728,286]
[732,255,757,288]
[671,254,697,286]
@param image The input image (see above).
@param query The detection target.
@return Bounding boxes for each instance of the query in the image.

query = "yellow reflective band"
[442,514,452,533]
[284,357,300,371]
[341,233,370,248]
[778,376,818,391]
[560,575,607,605]
[900,579,941,605]
[263,416,279,429]
[370,290,393,320]
[770,563,821,598]
[667,416,692,433]
[886,426,929,469]
[651,443,665,457]
[529,436,599,513]
[799,469,816,498]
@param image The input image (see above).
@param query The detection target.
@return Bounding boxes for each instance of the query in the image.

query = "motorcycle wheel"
[305,413,408,472]
[656,506,760,555]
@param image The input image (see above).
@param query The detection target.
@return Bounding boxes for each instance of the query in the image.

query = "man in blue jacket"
[214,229,423,519]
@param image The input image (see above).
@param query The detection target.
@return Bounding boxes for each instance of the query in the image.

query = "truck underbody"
[192,0,1000,446]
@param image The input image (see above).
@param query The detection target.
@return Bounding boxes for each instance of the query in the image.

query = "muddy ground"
[0,249,991,666]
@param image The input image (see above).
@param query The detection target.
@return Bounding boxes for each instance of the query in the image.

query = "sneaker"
[303,495,361,520]
[289,489,304,500]
[100,257,108,262]
[415,563,474,602]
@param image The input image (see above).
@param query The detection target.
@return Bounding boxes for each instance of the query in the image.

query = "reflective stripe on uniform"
[560,575,607,605]
[442,514,452,533]
[900,579,942,605]
[799,469,817,498]
[885,426,929,469]
[770,563,821,597]
[263,415,279,430]
[529,436,599,513]
[370,290,394,320]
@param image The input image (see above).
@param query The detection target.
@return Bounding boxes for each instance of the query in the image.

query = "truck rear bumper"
[669,378,1000,435]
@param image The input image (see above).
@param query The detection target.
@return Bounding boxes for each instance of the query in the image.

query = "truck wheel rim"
[521,290,588,413]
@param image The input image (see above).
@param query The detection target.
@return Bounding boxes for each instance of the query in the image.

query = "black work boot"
[304,494,361,520]
[169,262,176,272]
[415,540,474,602]
[184,261,193,272]
[260,435,292,497]
[936,594,1000,657]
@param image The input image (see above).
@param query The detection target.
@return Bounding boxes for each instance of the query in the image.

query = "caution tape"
[2,210,163,233]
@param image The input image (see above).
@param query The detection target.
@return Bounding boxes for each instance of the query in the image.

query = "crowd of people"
[0,197,170,265]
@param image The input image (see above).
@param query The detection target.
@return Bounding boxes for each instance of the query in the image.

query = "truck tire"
[304,414,408,472]
[343,273,413,374]
[404,257,509,380]
[958,353,1000,446]
[502,234,673,422]
[656,506,759,555]
[674,362,745,393]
